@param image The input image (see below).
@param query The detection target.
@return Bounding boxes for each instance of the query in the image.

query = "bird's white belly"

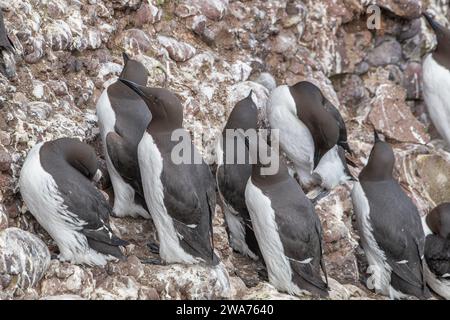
[267,85,315,186]
[423,55,450,145]
[138,132,198,264]
[269,108,315,184]
[245,178,301,295]
[96,89,149,219]
[313,145,349,189]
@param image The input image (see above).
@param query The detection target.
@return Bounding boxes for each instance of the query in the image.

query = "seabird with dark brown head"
[119,78,224,272]
[352,132,430,299]
[245,144,329,297]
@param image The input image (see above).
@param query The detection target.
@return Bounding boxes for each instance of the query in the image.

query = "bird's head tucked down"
[359,131,395,181]
[119,52,149,86]
[426,203,450,239]
[53,138,100,182]
[118,78,183,129]
[290,81,340,161]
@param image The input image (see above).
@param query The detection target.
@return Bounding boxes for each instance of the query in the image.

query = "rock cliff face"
[0,0,449,300]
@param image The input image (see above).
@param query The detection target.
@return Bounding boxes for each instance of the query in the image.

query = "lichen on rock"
[0,227,50,298]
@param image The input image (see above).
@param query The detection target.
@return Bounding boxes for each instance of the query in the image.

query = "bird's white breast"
[267,85,315,181]
[313,145,350,189]
[96,88,116,141]
[423,54,450,145]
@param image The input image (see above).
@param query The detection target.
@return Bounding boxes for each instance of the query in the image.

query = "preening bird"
[267,81,354,193]
[19,138,128,266]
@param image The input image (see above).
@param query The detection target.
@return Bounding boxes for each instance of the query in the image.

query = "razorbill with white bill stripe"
[245,150,328,297]
[216,91,261,260]
[422,203,450,299]
[19,138,128,266]
[423,13,450,147]
[96,52,152,219]
[119,78,219,266]
[267,81,354,191]
[352,132,430,299]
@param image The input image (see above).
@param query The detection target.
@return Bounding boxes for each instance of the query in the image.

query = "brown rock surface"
[368,84,429,144]
[1,0,449,300]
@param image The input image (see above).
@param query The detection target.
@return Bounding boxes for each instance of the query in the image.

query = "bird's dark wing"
[161,151,217,264]
[425,235,450,277]
[313,126,336,167]
[270,179,328,296]
[381,232,424,288]
[363,181,427,294]
[56,175,128,250]
[279,209,328,296]
[217,163,250,216]
[323,98,352,154]
[106,131,144,198]
[205,177,219,265]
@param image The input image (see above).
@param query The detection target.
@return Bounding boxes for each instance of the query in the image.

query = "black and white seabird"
[119,78,220,267]
[19,138,128,266]
[96,53,152,219]
[423,13,450,146]
[267,81,353,191]
[422,203,450,299]
[216,92,261,260]
[352,132,429,299]
[245,152,328,297]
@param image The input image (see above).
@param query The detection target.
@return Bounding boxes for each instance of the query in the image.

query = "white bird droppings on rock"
[0,228,50,298]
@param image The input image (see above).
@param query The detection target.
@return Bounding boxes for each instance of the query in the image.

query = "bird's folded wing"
[106,131,144,197]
